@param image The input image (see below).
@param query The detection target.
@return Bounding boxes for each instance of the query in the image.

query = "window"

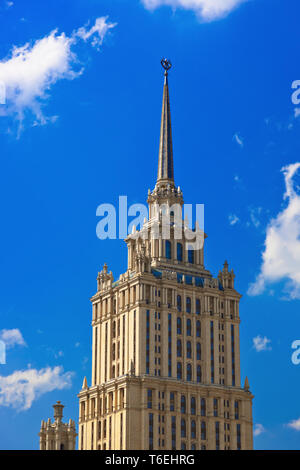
[191,397,196,415]
[197,365,202,383]
[177,295,182,312]
[213,398,218,417]
[201,421,206,440]
[191,420,196,439]
[181,395,186,414]
[196,320,201,337]
[147,389,153,409]
[166,240,171,260]
[171,416,176,450]
[146,310,150,374]
[197,342,201,360]
[215,422,220,450]
[196,298,201,315]
[186,319,192,336]
[170,392,175,412]
[177,317,182,335]
[168,314,172,377]
[177,243,183,261]
[188,246,194,264]
[186,341,192,359]
[181,442,186,450]
[177,339,182,357]
[235,401,239,420]
[181,418,186,438]
[187,363,192,381]
[186,297,191,313]
[177,362,182,380]
[149,413,154,450]
[237,424,241,450]
[201,398,206,417]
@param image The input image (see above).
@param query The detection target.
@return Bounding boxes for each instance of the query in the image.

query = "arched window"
[191,397,196,415]
[201,398,206,416]
[186,297,191,313]
[177,339,182,357]
[177,295,182,312]
[181,418,186,438]
[197,365,202,383]
[191,420,196,439]
[181,395,186,413]
[196,320,201,337]
[112,343,116,360]
[188,246,194,264]
[112,321,116,338]
[197,342,201,361]
[186,319,192,336]
[187,363,192,381]
[166,240,171,260]
[177,362,182,380]
[201,421,206,440]
[177,317,182,335]
[186,341,192,359]
[181,442,186,450]
[191,444,196,450]
[177,242,183,261]
[196,298,201,315]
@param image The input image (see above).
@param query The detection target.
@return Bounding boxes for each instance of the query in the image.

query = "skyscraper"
[77,60,254,451]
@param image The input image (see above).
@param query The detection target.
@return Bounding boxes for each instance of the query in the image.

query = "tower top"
[53,401,64,421]
[157,58,174,187]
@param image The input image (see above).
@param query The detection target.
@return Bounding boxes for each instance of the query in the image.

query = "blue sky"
[0,0,300,450]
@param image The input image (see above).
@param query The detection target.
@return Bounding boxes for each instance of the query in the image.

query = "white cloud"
[228,214,239,226]
[142,0,247,21]
[254,423,266,436]
[0,17,116,132]
[233,132,244,148]
[287,417,300,431]
[0,366,73,411]
[253,335,272,352]
[249,206,263,229]
[248,163,300,299]
[0,329,26,349]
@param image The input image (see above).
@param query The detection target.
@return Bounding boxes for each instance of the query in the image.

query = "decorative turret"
[244,376,250,392]
[97,263,114,292]
[218,260,235,289]
[38,402,77,450]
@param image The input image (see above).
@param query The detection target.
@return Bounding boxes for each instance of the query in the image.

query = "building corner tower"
[39,401,77,450]
[77,60,254,451]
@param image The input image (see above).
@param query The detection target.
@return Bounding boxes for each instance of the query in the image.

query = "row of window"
[149,413,242,450]
[177,295,201,314]
[165,241,195,264]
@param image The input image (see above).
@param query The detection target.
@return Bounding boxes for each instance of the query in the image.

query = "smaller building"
[39,401,77,450]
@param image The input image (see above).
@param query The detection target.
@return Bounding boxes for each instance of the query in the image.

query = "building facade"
[77,61,254,451]
[39,401,77,450]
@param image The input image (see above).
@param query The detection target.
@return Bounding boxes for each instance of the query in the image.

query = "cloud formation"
[228,214,240,226]
[248,163,300,299]
[0,329,26,349]
[0,17,116,131]
[0,366,73,411]
[254,423,266,436]
[142,0,247,21]
[253,335,272,352]
[287,417,300,431]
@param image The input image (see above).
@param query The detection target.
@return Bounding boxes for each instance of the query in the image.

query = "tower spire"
[157,58,174,187]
